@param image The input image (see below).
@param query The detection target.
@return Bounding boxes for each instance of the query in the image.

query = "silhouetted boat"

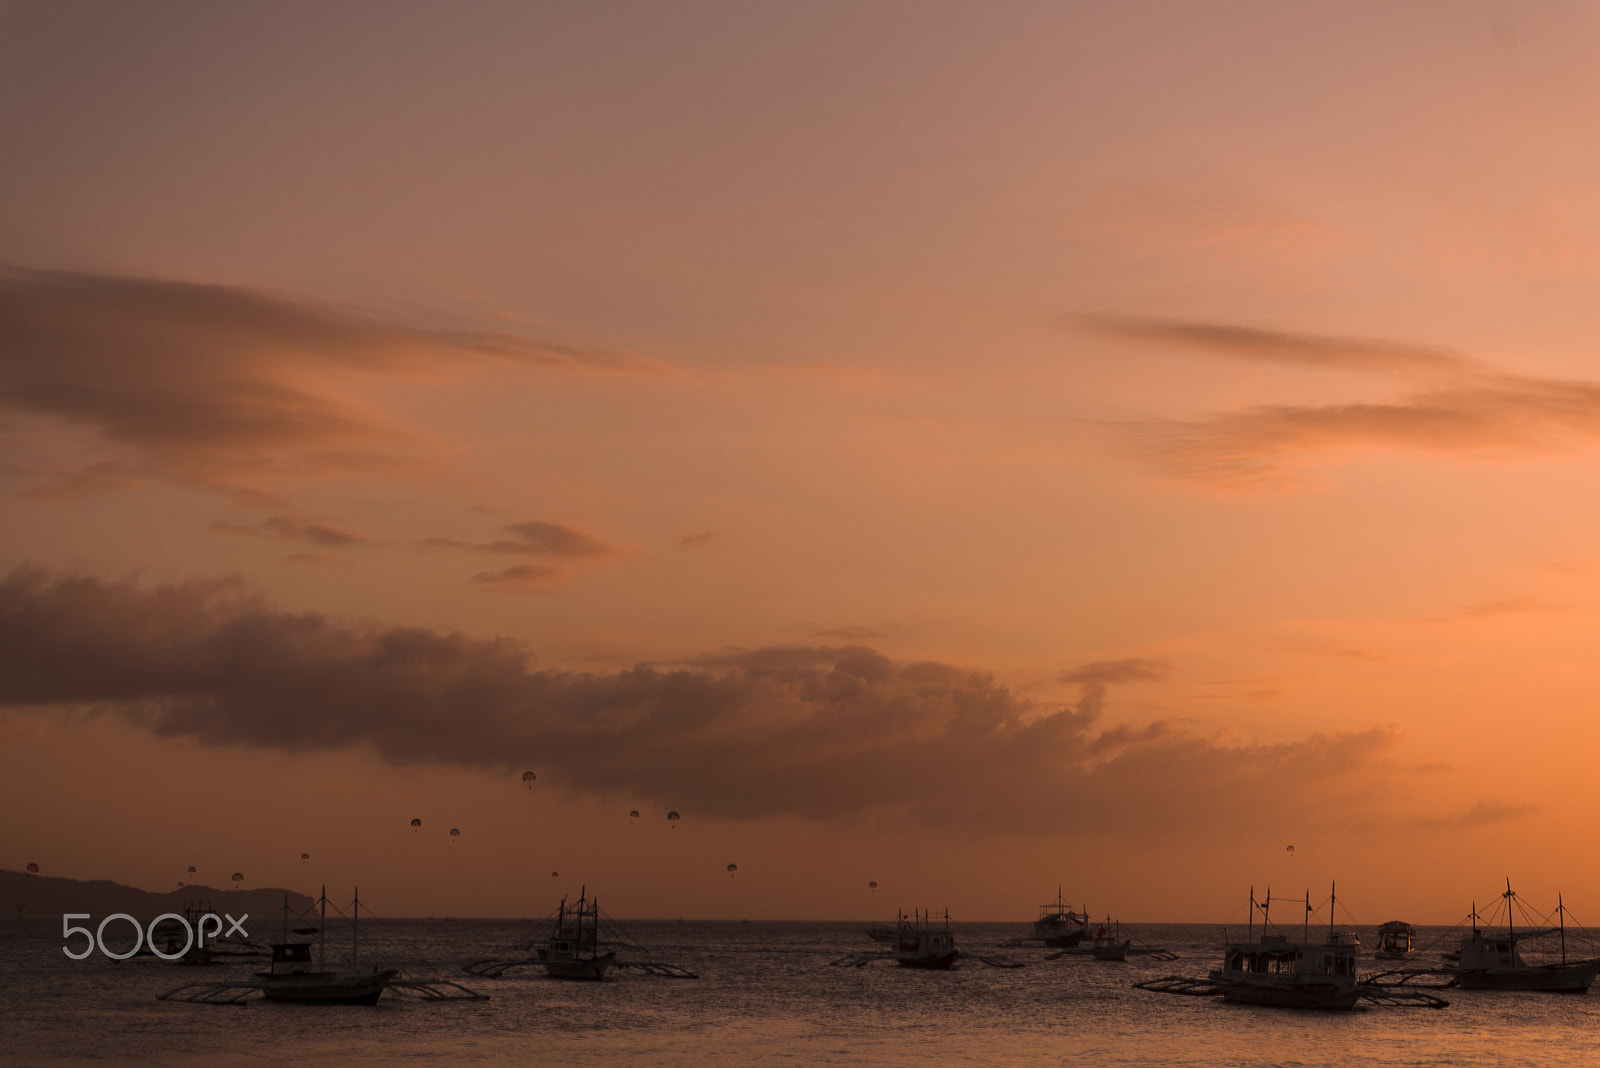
[259,942,396,1004]
[1214,885,1362,1010]
[536,889,616,980]
[1032,887,1089,948]
[891,908,960,969]
[1450,882,1600,993]
[1373,920,1415,961]
[1089,917,1130,961]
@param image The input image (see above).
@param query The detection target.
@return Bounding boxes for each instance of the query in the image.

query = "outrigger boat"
[891,908,961,969]
[1374,921,1415,961]
[535,889,615,980]
[258,890,395,1004]
[1032,887,1089,948]
[1208,884,1364,1009]
[1450,881,1600,993]
[1089,917,1131,962]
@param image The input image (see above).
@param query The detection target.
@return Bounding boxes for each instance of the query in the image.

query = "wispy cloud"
[676,531,715,551]
[0,568,1402,835]
[0,267,664,498]
[209,514,369,548]
[1423,800,1540,830]
[1086,317,1600,490]
[424,520,628,560]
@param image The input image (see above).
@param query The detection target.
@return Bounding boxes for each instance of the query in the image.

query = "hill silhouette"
[3,869,314,926]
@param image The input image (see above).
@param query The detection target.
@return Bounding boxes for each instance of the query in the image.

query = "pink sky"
[5,2,1600,922]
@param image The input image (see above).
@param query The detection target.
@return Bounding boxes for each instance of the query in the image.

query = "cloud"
[0,267,662,496]
[1424,800,1540,830]
[209,514,369,548]
[677,531,715,551]
[471,563,571,593]
[0,568,1403,835]
[1088,317,1600,490]
[813,624,887,641]
[424,520,629,560]
[285,552,354,568]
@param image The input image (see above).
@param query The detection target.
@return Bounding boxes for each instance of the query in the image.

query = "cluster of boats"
[1137,880,1600,1011]
[150,879,1600,1011]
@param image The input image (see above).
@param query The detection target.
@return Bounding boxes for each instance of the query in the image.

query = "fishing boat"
[1212,885,1363,1010]
[535,889,616,980]
[1450,882,1600,993]
[1373,921,1415,961]
[1032,887,1089,948]
[256,892,395,1004]
[1089,917,1131,962]
[891,908,961,969]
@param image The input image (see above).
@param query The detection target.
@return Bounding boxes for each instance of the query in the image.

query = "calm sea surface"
[4,918,1599,1066]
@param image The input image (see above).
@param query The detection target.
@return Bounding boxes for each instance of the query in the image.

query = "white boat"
[1450,883,1600,993]
[1032,887,1089,948]
[890,908,960,969]
[1373,920,1415,961]
[1212,884,1362,1010]
[259,942,397,1004]
[535,889,616,980]
[255,890,395,1004]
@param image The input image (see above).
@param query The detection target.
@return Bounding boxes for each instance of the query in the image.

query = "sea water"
[4,919,1598,1065]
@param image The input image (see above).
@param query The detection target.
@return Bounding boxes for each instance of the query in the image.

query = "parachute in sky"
[26,862,39,874]
[231,872,244,885]
[667,811,681,828]
[727,863,738,876]
[188,866,196,874]
[522,771,537,789]
[868,881,878,892]
[629,809,640,823]
[450,828,461,842]
[177,881,184,888]
[410,818,422,834]
[550,871,559,880]
[1286,845,1296,857]
[300,853,310,864]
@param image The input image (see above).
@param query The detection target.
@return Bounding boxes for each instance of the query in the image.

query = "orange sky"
[4,2,1600,923]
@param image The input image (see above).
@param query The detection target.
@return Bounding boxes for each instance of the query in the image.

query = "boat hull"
[1092,941,1131,962]
[1219,978,1361,1010]
[894,950,960,970]
[1454,958,1600,993]
[260,969,398,1005]
[542,951,616,981]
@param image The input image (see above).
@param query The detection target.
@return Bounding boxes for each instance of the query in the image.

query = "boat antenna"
[1248,886,1254,944]
[1504,878,1515,947]
[353,886,360,961]
[1303,890,1310,942]
[318,885,326,966]
[1328,880,1336,943]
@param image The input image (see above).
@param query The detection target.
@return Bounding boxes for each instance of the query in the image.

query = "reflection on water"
[4,919,1599,1066]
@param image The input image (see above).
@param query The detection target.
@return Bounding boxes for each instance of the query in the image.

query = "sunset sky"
[5,1,1600,924]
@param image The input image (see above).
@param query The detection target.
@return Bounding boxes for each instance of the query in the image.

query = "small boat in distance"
[1374,921,1415,961]
[1090,917,1130,962]
[1450,882,1600,993]
[536,888,616,980]
[1033,887,1089,948]
[891,908,961,969]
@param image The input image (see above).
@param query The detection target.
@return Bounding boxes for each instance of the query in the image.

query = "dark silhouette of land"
[3,869,314,921]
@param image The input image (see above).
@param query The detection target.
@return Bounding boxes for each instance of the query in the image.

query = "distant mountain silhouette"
[2,869,314,925]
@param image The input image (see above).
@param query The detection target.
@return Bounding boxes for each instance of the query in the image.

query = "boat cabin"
[1457,930,1529,971]
[1224,938,1358,979]
[1375,921,1415,958]
[269,942,315,975]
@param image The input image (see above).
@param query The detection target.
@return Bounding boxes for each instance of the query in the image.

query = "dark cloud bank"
[0,569,1404,835]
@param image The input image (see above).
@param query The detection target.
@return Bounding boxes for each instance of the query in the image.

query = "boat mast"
[1560,892,1567,966]
[319,885,326,966]
[1248,886,1253,944]
[1504,878,1515,950]
[353,887,360,961]
[1328,881,1336,943]
[1303,890,1309,942]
